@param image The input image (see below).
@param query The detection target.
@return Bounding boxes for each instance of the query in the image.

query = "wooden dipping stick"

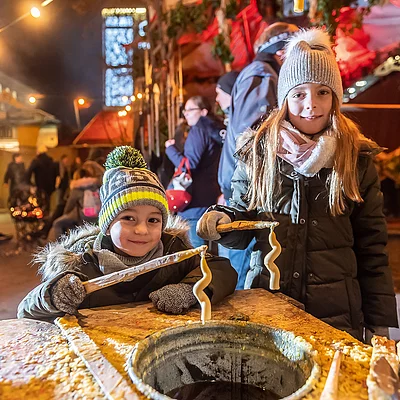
[83,245,208,294]
[217,220,282,290]
[320,350,343,400]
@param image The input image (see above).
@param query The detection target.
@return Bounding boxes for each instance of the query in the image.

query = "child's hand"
[50,274,86,315]
[364,326,389,344]
[149,283,197,314]
[196,211,231,240]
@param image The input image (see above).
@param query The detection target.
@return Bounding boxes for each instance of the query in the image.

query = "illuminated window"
[102,8,147,107]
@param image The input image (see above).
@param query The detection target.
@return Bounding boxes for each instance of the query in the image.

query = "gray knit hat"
[98,146,169,234]
[277,29,343,108]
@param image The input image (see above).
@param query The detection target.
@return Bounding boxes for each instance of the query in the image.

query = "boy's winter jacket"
[213,143,398,340]
[18,217,237,321]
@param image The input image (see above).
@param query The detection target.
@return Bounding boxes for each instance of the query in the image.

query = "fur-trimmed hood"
[34,214,191,282]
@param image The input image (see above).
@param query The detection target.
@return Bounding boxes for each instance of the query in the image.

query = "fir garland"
[212,33,234,64]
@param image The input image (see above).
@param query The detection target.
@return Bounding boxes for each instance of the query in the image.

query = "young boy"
[18,146,237,321]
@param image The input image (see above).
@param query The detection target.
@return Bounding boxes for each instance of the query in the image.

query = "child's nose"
[305,95,317,109]
[133,222,148,234]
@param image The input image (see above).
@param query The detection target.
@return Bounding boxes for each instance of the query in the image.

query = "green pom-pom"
[104,146,147,170]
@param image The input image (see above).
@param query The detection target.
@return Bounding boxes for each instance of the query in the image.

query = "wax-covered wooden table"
[0,289,372,399]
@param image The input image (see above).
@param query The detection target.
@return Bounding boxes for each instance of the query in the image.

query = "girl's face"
[287,83,333,135]
[108,205,163,257]
[183,99,208,126]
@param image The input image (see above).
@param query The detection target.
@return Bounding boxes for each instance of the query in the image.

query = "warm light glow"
[125,105,131,111]
[28,96,36,104]
[30,7,41,18]
[130,95,136,102]
[355,80,367,87]
[41,0,54,6]
[122,95,129,102]
[137,92,143,99]
[118,110,128,117]
[77,98,85,106]
[102,8,145,17]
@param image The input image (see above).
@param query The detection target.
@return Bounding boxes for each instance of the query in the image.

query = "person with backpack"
[17,146,237,321]
[48,160,105,240]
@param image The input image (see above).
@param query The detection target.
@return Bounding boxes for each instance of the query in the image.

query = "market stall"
[1,289,393,400]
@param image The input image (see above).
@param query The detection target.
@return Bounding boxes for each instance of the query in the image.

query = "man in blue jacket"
[217,22,298,289]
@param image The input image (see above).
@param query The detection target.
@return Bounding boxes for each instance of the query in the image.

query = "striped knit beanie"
[277,29,343,108]
[98,146,169,234]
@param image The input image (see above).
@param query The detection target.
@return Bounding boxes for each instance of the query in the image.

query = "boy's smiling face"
[108,205,163,257]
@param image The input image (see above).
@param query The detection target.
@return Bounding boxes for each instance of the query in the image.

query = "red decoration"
[335,7,376,86]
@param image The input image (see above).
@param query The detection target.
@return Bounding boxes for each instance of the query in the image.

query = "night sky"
[0,0,104,132]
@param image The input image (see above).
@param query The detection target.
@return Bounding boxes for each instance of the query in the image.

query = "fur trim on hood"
[34,214,191,282]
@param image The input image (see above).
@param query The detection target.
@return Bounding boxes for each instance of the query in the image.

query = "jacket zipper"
[300,179,309,302]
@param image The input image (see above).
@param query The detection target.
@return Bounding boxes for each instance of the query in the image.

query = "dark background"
[0,0,105,134]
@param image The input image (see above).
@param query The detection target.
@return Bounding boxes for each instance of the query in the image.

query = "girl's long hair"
[241,95,367,216]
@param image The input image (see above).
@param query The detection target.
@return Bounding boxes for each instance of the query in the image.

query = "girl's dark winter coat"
[213,144,398,340]
[18,218,237,321]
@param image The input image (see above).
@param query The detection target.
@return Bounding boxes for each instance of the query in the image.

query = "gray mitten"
[149,283,197,314]
[364,326,389,344]
[196,211,231,241]
[50,274,86,314]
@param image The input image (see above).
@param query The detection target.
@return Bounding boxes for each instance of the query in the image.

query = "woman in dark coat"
[165,96,225,247]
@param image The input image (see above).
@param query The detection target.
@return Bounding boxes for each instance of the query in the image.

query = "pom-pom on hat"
[277,28,343,108]
[98,146,169,234]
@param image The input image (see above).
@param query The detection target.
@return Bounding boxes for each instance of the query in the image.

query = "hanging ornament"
[293,0,305,13]
[308,0,318,19]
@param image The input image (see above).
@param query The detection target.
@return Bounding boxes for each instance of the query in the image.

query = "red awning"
[73,110,133,147]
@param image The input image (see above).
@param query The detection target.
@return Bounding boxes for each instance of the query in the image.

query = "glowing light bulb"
[130,95,136,102]
[29,96,36,104]
[125,105,132,111]
[30,7,41,18]
[77,98,85,106]
[137,93,143,99]
[122,95,129,102]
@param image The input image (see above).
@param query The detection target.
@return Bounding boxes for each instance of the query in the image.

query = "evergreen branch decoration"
[212,33,234,64]
[104,146,147,170]
[164,0,216,39]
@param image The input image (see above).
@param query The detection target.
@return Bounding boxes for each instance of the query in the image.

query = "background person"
[25,145,58,216]
[165,96,225,247]
[3,153,26,201]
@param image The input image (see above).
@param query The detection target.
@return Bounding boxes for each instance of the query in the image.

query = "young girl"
[18,146,237,321]
[196,29,398,342]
